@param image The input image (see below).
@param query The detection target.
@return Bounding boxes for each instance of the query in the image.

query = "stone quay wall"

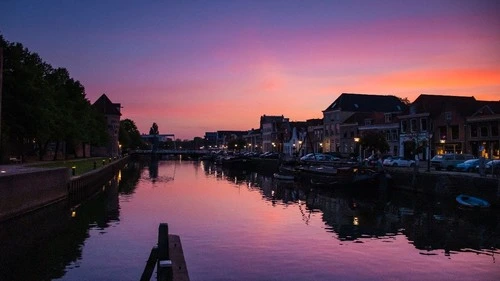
[0,156,129,223]
[0,167,69,222]
[388,168,500,202]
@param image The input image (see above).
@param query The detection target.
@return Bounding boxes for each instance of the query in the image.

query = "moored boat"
[273,173,294,180]
[456,194,490,208]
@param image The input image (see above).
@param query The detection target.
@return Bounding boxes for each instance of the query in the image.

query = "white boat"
[456,194,490,208]
[273,173,294,180]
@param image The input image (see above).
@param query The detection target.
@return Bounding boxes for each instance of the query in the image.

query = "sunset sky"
[1,0,499,139]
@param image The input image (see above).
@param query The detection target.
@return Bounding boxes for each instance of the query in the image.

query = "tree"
[149,122,159,135]
[0,35,109,161]
[119,119,143,151]
[360,131,389,155]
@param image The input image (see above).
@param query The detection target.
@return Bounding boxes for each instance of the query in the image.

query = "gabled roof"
[476,100,500,112]
[471,100,500,117]
[410,94,477,117]
[323,93,406,113]
[306,118,323,126]
[92,94,121,116]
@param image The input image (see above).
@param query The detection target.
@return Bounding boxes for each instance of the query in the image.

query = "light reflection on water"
[1,160,499,281]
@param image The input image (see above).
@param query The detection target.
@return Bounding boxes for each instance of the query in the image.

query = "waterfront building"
[466,101,500,159]
[92,94,121,157]
[306,118,324,154]
[215,130,246,150]
[204,132,218,149]
[341,111,401,158]
[399,94,477,160]
[260,115,288,153]
[322,93,406,153]
[243,128,262,153]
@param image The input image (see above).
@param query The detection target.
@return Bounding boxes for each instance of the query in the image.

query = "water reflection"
[0,164,140,281]
[200,161,500,259]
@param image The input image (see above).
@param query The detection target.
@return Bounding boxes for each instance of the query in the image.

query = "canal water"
[1,159,499,280]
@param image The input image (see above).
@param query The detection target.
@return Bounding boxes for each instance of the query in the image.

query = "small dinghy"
[456,194,490,208]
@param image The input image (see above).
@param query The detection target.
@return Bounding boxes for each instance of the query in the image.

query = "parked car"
[382,156,416,167]
[300,153,339,162]
[455,159,480,172]
[430,153,475,171]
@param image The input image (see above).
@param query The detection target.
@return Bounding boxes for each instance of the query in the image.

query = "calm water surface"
[1,160,499,280]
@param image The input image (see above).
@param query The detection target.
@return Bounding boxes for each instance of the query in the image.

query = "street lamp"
[354,137,361,162]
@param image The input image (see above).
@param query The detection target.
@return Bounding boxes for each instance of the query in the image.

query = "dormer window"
[445,112,452,121]
[385,113,392,123]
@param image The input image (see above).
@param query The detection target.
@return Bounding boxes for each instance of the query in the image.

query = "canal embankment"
[0,156,129,222]
[383,167,500,204]
[249,157,500,205]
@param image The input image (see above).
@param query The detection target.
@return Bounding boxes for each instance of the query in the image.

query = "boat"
[456,194,490,208]
[273,173,294,180]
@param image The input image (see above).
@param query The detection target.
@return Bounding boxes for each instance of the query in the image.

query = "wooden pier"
[141,223,190,281]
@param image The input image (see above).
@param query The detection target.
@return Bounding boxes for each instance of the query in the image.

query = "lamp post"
[354,137,361,162]
[427,133,433,172]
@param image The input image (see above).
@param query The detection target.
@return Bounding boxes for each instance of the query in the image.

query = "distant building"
[243,128,262,152]
[260,115,289,152]
[204,132,218,149]
[92,94,121,157]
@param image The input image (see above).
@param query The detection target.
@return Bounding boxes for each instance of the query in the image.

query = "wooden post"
[140,246,158,281]
[158,223,172,281]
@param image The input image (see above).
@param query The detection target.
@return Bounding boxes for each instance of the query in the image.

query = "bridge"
[131,149,210,156]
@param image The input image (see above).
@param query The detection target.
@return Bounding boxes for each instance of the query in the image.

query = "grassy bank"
[31,157,108,176]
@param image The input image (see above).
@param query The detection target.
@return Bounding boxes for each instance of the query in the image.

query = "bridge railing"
[132,149,210,155]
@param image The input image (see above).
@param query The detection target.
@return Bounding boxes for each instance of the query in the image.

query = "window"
[410,119,417,132]
[492,123,499,137]
[445,112,452,121]
[420,118,427,131]
[392,129,398,141]
[439,126,447,140]
[451,126,459,140]
[364,119,372,125]
[471,125,478,137]
[386,130,391,141]
[480,126,488,137]
[385,113,392,123]
[401,120,408,133]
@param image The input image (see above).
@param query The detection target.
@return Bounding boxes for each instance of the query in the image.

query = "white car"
[383,156,416,167]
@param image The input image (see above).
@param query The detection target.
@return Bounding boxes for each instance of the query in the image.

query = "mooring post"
[140,246,158,281]
[158,223,172,281]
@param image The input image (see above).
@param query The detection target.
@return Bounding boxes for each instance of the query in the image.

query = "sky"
[1,0,500,139]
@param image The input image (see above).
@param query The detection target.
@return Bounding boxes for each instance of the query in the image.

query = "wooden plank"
[168,234,190,281]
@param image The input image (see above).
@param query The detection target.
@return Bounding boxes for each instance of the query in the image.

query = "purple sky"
[2,0,499,139]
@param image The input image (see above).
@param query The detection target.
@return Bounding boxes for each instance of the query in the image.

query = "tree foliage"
[360,131,390,154]
[119,119,144,150]
[149,122,159,135]
[0,35,109,160]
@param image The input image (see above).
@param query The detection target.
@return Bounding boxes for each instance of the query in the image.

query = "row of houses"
[204,93,500,160]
